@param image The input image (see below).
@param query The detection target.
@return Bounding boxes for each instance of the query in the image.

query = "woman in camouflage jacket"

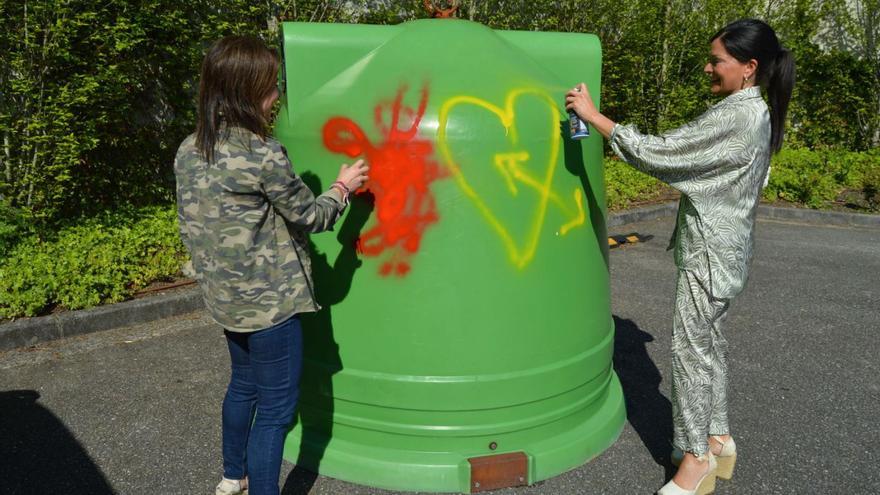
[174,36,368,495]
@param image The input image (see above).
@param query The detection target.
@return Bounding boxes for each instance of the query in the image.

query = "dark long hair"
[712,19,795,153]
[195,36,280,163]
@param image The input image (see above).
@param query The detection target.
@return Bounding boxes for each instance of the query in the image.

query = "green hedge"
[604,157,670,210]
[0,206,187,319]
[0,199,32,257]
[763,148,880,209]
[604,147,880,211]
[0,146,876,319]
[3,1,878,229]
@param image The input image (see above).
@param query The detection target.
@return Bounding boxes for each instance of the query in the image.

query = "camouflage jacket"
[174,126,345,332]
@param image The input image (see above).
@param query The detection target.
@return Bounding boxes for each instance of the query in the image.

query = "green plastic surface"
[274,19,625,493]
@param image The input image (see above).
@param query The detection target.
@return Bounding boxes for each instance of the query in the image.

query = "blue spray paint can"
[568,87,590,140]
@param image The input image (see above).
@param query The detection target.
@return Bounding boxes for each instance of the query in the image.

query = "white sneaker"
[215,477,248,495]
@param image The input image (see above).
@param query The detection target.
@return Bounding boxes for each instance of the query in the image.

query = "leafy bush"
[0,199,32,257]
[815,147,880,193]
[763,148,880,209]
[2,0,878,230]
[605,147,880,211]
[841,148,880,191]
[604,157,671,210]
[0,205,187,319]
[860,156,880,209]
[762,149,839,208]
[0,0,347,228]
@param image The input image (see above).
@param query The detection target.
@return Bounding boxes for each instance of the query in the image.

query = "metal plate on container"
[468,451,528,492]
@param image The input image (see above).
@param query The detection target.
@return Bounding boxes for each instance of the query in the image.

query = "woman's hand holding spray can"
[568,86,590,140]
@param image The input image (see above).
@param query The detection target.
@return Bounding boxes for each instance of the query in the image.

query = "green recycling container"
[274,19,625,493]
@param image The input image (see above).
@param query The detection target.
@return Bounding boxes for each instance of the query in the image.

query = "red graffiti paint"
[323,84,446,277]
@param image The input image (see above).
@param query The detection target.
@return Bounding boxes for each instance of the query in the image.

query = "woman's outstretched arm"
[565,82,748,188]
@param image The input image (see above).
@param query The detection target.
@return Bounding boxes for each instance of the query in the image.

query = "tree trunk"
[26,144,39,208]
[656,0,673,129]
[2,132,10,186]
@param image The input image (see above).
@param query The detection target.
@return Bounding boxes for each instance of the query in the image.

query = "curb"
[1,203,875,352]
[0,289,204,352]
[756,204,880,227]
[606,201,880,228]
[607,202,678,227]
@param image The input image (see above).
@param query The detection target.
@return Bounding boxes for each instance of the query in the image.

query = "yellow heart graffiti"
[437,88,586,269]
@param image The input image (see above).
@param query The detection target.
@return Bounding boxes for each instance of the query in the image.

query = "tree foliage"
[0,0,342,227]
[0,0,877,230]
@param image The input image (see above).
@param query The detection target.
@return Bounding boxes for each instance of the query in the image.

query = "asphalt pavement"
[1,216,877,494]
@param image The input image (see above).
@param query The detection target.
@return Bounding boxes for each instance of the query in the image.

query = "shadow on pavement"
[0,390,114,494]
[282,175,374,495]
[612,315,675,480]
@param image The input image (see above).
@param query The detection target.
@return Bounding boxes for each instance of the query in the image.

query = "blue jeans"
[222,316,303,495]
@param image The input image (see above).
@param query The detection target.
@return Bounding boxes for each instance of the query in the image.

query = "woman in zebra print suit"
[567,19,795,495]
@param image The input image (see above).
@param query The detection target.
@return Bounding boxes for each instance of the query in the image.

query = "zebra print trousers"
[671,268,732,456]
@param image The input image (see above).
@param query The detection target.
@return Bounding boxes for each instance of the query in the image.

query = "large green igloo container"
[274,19,624,493]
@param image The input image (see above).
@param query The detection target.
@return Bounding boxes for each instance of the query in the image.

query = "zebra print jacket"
[610,86,771,299]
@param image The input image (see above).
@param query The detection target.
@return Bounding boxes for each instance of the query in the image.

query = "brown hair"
[195,35,280,163]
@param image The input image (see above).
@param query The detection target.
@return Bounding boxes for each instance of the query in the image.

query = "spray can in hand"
[568,87,590,140]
